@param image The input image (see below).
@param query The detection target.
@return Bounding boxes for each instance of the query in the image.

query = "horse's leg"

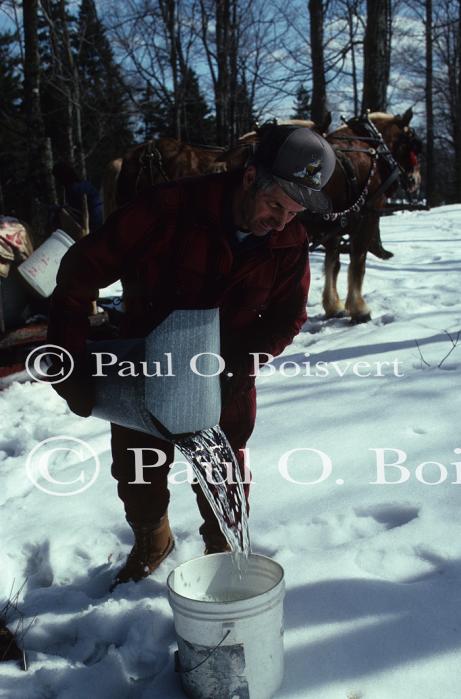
[368,219,393,260]
[322,241,346,317]
[346,218,371,323]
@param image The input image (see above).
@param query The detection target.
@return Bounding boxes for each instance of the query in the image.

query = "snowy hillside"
[1,205,461,698]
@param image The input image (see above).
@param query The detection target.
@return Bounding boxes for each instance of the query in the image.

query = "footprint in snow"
[403,547,448,582]
[372,312,395,326]
[355,543,452,583]
[409,426,427,435]
[304,315,351,334]
[83,640,110,666]
[354,502,419,530]
[352,503,444,582]
[23,540,54,589]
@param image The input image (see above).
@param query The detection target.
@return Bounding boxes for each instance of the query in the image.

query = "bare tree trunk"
[60,0,86,176]
[54,0,76,168]
[215,0,232,145]
[347,1,360,114]
[229,0,239,144]
[12,0,25,66]
[72,90,86,178]
[199,0,257,145]
[455,0,461,201]
[44,137,55,189]
[164,0,180,139]
[362,0,391,111]
[0,179,4,215]
[309,0,329,125]
[158,0,191,140]
[425,0,435,206]
[23,0,56,236]
[41,0,73,164]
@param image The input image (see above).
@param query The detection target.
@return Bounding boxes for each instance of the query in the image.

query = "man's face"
[239,166,306,236]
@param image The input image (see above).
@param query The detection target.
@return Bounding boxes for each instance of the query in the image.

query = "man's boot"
[111,515,174,589]
[201,524,231,555]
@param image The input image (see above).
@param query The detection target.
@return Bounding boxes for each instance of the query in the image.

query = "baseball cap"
[253,125,336,212]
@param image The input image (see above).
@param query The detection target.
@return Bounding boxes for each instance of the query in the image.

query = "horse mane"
[366,112,396,122]
[237,118,316,144]
[277,118,316,128]
[219,118,318,168]
[330,111,398,136]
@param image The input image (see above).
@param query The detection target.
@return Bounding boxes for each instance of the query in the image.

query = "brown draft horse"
[302,108,422,323]
[102,137,226,219]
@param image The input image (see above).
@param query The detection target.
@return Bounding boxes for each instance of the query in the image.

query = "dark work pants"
[110,386,256,537]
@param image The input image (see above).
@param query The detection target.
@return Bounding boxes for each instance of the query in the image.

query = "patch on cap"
[292,158,322,188]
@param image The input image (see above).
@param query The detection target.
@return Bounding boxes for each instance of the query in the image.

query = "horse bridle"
[136,139,169,191]
[323,113,406,226]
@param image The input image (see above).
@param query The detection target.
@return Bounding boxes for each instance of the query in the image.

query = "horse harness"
[335,114,407,206]
[136,140,169,192]
[307,113,412,251]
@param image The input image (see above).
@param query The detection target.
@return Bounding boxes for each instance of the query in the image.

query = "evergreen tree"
[174,68,215,144]
[291,85,311,120]
[0,32,26,215]
[38,1,77,167]
[234,79,256,138]
[140,68,215,145]
[23,0,56,233]
[136,83,170,141]
[76,0,133,183]
[0,34,22,112]
[136,71,215,145]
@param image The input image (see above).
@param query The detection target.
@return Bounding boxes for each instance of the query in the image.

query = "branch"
[438,330,460,368]
[414,339,431,367]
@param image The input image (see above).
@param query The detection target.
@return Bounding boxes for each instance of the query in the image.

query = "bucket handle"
[174,629,231,674]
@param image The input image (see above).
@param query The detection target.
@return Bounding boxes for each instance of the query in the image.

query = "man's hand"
[47,356,95,418]
[220,353,255,405]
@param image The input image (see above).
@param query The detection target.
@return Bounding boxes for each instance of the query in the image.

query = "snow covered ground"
[1,205,461,698]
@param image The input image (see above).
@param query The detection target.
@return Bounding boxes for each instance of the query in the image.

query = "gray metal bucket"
[89,308,222,440]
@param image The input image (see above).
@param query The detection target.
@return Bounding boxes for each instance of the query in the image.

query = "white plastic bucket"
[167,553,285,699]
[18,229,74,297]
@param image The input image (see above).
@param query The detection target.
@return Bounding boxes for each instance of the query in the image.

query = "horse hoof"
[370,247,394,260]
[350,312,371,324]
